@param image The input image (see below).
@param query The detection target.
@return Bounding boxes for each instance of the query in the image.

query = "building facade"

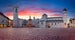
[69,18,75,28]
[38,8,68,28]
[13,7,68,28]
[0,12,10,28]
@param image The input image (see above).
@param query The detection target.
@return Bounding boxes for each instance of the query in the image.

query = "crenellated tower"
[13,6,19,27]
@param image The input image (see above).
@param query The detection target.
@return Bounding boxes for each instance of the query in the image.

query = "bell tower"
[13,6,19,27]
[63,8,68,28]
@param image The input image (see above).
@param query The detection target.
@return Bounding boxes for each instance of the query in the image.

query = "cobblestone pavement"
[0,28,75,40]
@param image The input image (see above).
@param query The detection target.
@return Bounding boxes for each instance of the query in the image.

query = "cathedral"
[13,6,68,28]
[39,8,68,28]
[39,9,67,28]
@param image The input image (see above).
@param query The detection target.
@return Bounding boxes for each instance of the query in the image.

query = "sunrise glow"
[5,8,62,20]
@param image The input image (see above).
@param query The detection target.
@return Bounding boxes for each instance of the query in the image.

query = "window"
[55,23,56,25]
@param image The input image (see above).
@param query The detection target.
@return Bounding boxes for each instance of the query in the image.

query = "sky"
[0,0,75,20]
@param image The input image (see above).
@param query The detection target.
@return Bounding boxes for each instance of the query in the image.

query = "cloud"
[51,13,62,16]
[5,8,62,20]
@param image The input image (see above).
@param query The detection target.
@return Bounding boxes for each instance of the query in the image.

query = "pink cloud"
[5,8,62,19]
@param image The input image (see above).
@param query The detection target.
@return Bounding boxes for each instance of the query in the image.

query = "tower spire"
[63,8,67,11]
[63,8,67,14]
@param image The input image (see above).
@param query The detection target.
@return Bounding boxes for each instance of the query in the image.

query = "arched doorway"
[46,22,51,28]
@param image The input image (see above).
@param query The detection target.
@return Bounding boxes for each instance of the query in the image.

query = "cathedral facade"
[13,7,68,28]
[38,8,68,28]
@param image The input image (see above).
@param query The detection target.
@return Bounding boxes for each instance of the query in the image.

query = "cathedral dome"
[63,8,67,11]
[42,14,48,16]
[42,14,48,19]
